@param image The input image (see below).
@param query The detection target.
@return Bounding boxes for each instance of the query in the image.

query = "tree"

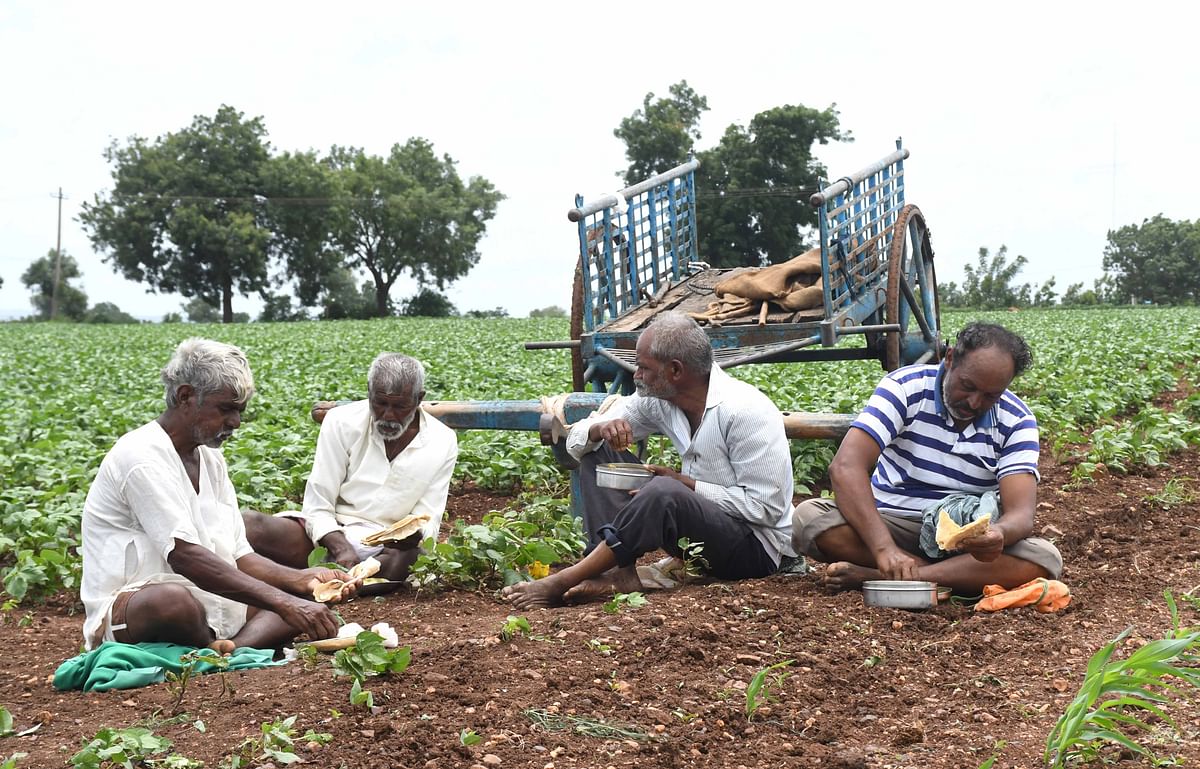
[698,105,847,266]
[263,150,343,307]
[22,250,88,321]
[401,288,457,317]
[182,297,221,323]
[960,245,1030,309]
[80,105,277,323]
[1103,215,1200,304]
[325,140,504,317]
[258,292,310,322]
[615,80,709,184]
[318,268,379,320]
[85,302,138,324]
[529,305,567,318]
[613,83,848,268]
[162,312,183,323]
[465,306,508,318]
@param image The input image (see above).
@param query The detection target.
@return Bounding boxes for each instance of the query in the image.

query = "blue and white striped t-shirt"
[850,363,1040,519]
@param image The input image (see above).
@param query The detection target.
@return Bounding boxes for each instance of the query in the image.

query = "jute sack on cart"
[712,247,824,312]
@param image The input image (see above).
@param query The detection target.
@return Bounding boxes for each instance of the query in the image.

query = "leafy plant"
[331,631,412,709]
[0,707,12,737]
[459,728,481,746]
[499,615,531,641]
[223,715,331,768]
[71,726,199,769]
[1144,477,1195,509]
[306,546,342,570]
[164,649,232,715]
[676,537,709,578]
[1044,592,1200,768]
[602,591,648,614]
[409,493,584,590]
[745,660,794,720]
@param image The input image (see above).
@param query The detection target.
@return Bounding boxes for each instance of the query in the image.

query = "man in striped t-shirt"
[792,322,1062,593]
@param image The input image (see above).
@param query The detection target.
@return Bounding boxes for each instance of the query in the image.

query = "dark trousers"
[578,446,776,580]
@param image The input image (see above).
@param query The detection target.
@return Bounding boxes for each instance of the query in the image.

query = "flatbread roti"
[312,556,381,602]
[935,510,992,551]
[360,513,431,546]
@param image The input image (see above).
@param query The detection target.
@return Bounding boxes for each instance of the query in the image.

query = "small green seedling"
[71,727,198,769]
[500,615,531,641]
[585,638,613,656]
[2,753,28,769]
[745,660,794,720]
[676,537,709,578]
[459,728,481,746]
[603,591,648,614]
[0,707,13,737]
[331,631,412,710]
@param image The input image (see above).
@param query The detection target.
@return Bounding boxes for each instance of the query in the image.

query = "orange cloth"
[974,578,1071,613]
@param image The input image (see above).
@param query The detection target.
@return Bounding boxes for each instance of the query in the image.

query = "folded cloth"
[919,491,1001,559]
[53,642,283,692]
[974,578,1072,613]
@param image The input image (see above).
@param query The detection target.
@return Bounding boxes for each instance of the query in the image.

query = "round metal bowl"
[862,580,939,610]
[596,462,654,490]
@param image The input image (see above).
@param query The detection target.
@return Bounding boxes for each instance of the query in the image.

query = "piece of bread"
[935,510,992,551]
[312,556,382,602]
[360,513,432,547]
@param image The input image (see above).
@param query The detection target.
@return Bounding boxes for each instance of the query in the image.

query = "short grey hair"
[162,338,255,408]
[646,312,713,375]
[368,353,426,397]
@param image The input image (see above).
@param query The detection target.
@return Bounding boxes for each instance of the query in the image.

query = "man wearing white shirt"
[503,312,795,609]
[244,353,458,585]
[80,339,354,652]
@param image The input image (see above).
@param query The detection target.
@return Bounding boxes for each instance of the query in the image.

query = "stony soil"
[3,448,1200,769]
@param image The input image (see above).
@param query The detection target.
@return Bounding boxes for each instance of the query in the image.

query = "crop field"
[3,307,1199,604]
[2,307,1200,769]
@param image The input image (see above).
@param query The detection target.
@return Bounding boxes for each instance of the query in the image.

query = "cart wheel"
[570,257,586,391]
[884,205,942,371]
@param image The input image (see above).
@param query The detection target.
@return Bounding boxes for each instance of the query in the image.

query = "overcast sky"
[1,2,1196,320]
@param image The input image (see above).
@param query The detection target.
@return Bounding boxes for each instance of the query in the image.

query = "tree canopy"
[22,250,87,321]
[401,288,457,317]
[1103,214,1199,304]
[614,82,847,267]
[323,140,504,317]
[80,106,280,323]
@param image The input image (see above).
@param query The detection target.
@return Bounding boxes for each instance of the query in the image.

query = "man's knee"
[133,584,206,628]
[790,498,841,557]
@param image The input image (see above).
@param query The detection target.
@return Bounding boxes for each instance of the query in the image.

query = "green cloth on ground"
[53,642,284,692]
[919,490,1001,559]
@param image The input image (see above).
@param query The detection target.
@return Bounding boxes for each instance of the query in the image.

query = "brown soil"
[4,449,1200,769]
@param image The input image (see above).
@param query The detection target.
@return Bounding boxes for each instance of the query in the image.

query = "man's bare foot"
[822,561,880,591]
[501,574,570,609]
[208,639,236,655]
[562,566,643,604]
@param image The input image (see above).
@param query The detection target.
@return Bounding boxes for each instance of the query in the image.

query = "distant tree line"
[940,215,1198,309]
[74,105,503,323]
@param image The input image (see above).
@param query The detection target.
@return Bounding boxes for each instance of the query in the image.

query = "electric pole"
[50,187,65,320]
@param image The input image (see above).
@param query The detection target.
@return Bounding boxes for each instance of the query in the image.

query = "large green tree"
[1103,215,1199,304]
[614,83,847,267]
[959,245,1031,309]
[22,250,88,320]
[324,140,504,317]
[615,81,709,185]
[80,106,281,323]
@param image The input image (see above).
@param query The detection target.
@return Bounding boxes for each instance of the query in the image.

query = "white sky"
[1,2,1197,320]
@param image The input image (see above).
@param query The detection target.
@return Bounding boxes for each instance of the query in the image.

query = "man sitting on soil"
[243,353,458,586]
[80,339,357,652]
[503,312,795,609]
[791,322,1063,594]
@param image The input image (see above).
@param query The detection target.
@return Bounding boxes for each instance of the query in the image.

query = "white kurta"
[298,401,458,549]
[80,421,253,649]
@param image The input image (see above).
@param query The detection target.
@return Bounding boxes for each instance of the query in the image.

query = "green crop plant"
[0,707,12,737]
[332,631,412,709]
[459,728,481,746]
[70,726,199,769]
[603,591,648,614]
[164,649,232,716]
[223,715,331,769]
[500,615,531,641]
[409,493,584,590]
[745,660,794,720]
[1044,591,1200,768]
[2,753,27,769]
[676,537,709,578]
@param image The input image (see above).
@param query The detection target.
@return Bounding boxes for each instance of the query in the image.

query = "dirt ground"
[4,446,1200,769]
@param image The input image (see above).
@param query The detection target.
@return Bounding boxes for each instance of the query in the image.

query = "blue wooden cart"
[531,140,944,393]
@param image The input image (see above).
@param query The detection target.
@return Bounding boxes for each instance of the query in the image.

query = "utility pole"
[50,187,65,320]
